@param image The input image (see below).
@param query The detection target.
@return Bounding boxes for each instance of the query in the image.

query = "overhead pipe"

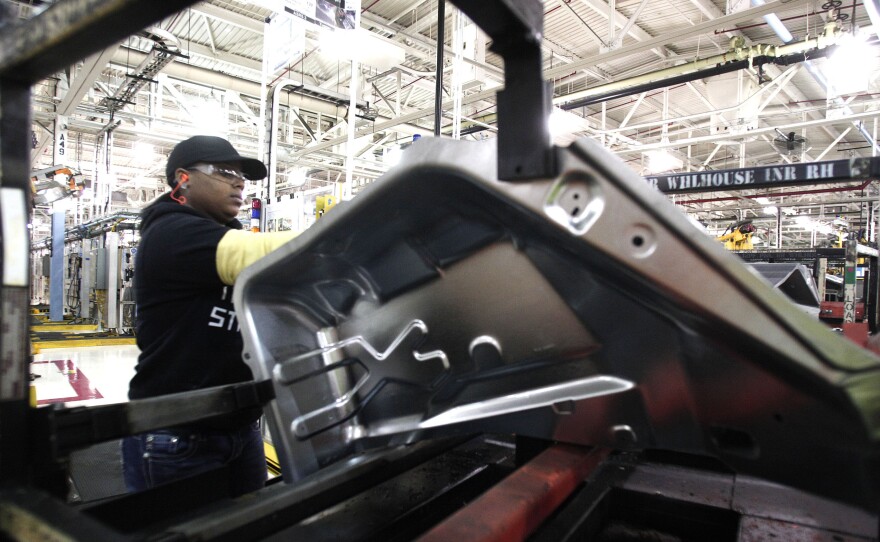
[752,0,880,153]
[556,22,844,110]
[454,28,847,136]
[560,49,829,110]
[714,2,862,34]
[112,48,341,117]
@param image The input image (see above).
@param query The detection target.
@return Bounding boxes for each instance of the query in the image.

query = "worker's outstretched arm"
[216,229,299,285]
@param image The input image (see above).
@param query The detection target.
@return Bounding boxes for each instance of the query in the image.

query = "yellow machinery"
[316,195,337,219]
[716,220,756,250]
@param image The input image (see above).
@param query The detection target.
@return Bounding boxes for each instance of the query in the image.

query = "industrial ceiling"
[8,0,880,247]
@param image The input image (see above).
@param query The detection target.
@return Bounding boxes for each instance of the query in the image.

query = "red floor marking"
[33,359,104,405]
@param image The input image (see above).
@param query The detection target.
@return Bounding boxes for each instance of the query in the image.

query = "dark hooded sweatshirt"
[129,193,260,429]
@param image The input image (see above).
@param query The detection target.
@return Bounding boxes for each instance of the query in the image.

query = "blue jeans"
[121,420,266,497]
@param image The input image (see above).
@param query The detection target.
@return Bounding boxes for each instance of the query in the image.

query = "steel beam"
[618,108,880,156]
[31,47,117,165]
[0,0,201,83]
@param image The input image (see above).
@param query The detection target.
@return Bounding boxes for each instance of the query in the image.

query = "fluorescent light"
[763,206,778,215]
[755,197,771,205]
[795,215,813,227]
[824,33,874,96]
[134,142,153,155]
[866,0,880,40]
[548,107,588,143]
[318,28,405,70]
[751,0,793,43]
[764,13,793,43]
[383,146,403,166]
[191,99,227,136]
[289,169,306,187]
[133,142,154,165]
[643,149,683,173]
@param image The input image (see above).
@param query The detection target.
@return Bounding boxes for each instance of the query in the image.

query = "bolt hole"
[632,235,644,247]
[515,165,523,174]
[572,192,580,200]
[773,413,783,423]
[571,206,580,216]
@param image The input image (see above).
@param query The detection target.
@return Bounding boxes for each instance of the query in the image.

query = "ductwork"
[753,0,880,154]
[111,47,350,118]
[555,22,845,110]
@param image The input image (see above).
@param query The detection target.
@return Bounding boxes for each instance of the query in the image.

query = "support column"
[49,208,65,321]
[80,245,91,320]
[776,210,782,248]
[105,231,118,330]
[844,238,857,324]
[343,61,358,202]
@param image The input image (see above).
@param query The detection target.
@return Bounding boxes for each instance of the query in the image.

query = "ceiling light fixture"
[547,107,588,144]
[643,149,683,174]
[824,32,875,97]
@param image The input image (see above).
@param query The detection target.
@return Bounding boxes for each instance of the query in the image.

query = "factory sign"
[281,0,359,31]
[644,157,880,193]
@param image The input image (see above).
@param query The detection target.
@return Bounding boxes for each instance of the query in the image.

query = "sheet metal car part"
[235,134,880,513]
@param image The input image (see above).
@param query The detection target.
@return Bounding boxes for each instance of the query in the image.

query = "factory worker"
[121,135,297,497]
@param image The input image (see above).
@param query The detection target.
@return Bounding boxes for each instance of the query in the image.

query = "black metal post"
[448,0,556,180]
[0,77,33,487]
[869,253,878,333]
[434,0,446,136]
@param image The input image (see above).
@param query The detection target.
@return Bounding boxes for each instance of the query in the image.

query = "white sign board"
[283,0,359,31]
[265,11,305,75]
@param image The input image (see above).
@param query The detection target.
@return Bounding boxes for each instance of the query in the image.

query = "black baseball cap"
[165,135,267,185]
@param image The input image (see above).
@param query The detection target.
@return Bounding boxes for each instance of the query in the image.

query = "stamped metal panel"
[235,137,880,511]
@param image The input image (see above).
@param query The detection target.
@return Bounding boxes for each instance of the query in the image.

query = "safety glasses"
[188,163,250,186]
